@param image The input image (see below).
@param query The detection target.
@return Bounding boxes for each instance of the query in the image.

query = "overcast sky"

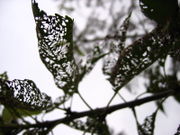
[0,0,180,135]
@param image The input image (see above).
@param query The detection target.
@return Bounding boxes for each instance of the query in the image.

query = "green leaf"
[2,108,13,123]
[0,72,8,81]
[32,0,79,95]
[2,107,42,124]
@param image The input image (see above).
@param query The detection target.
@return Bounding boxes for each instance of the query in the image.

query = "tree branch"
[0,89,178,130]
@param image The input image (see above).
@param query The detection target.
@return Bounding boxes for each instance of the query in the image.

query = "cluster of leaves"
[32,0,180,134]
[0,0,180,134]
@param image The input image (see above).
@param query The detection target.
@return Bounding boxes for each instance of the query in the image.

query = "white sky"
[0,0,180,135]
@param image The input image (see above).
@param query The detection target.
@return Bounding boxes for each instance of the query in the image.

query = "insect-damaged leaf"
[103,13,131,76]
[106,27,176,91]
[32,0,78,95]
[0,78,52,112]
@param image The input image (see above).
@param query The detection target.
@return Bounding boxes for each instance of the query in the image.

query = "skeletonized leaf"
[0,78,52,111]
[32,0,78,95]
[107,27,176,91]
[103,13,131,76]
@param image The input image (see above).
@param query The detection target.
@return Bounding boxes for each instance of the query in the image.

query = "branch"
[1,89,178,130]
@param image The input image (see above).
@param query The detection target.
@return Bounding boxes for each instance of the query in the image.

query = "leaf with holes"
[32,0,79,95]
[103,13,131,76]
[106,27,175,91]
[0,78,52,112]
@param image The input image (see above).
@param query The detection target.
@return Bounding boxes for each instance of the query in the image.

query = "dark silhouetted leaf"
[138,111,157,135]
[0,78,52,112]
[103,13,131,76]
[144,59,180,104]
[107,27,175,91]
[85,45,109,73]
[139,0,179,25]
[67,116,110,135]
[32,0,79,95]
[0,72,8,81]
[2,108,13,123]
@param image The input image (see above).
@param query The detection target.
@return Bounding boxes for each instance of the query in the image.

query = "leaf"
[32,0,79,95]
[86,45,109,73]
[2,107,42,126]
[139,0,179,25]
[0,72,8,81]
[138,111,158,135]
[23,128,50,135]
[103,13,131,76]
[144,60,180,104]
[67,116,110,135]
[2,108,13,123]
[144,60,167,94]
[106,26,176,91]
[0,78,52,112]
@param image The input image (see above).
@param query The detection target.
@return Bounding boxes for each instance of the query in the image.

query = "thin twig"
[77,92,93,110]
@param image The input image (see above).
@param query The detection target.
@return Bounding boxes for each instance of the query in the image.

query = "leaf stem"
[77,92,93,110]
